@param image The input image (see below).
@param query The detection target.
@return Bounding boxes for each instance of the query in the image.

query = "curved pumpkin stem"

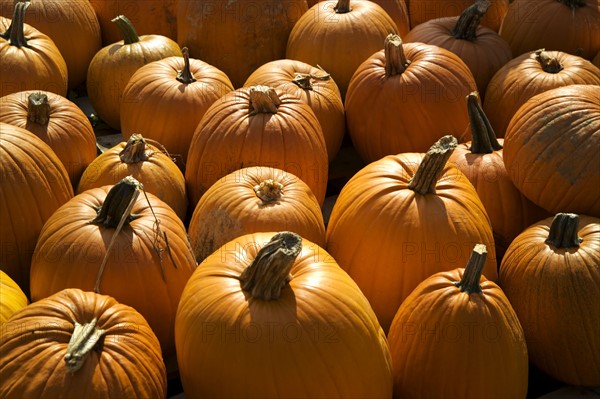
[248,85,281,115]
[64,318,106,374]
[239,232,302,300]
[385,34,411,77]
[334,0,352,13]
[454,244,487,294]
[451,0,490,41]
[254,179,284,203]
[27,92,51,125]
[176,47,197,84]
[112,15,140,45]
[292,65,331,91]
[408,135,458,195]
[119,134,150,164]
[545,213,583,248]
[466,92,502,154]
[535,49,564,73]
[0,1,30,48]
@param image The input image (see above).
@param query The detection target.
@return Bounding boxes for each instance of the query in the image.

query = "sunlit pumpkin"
[0,269,28,325]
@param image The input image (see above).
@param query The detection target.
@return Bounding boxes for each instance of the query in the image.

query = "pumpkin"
[388,244,528,399]
[503,84,600,216]
[286,0,400,99]
[185,85,328,208]
[0,122,73,294]
[483,50,600,137]
[0,0,101,89]
[177,0,308,88]
[408,0,509,32]
[449,92,550,263]
[0,91,97,187]
[77,134,187,220]
[499,0,600,60]
[403,0,512,97]
[244,59,345,162]
[326,135,498,332]
[345,34,477,163]
[175,231,393,398]
[0,288,166,398]
[120,47,234,168]
[86,15,182,130]
[0,270,28,325]
[30,177,197,358]
[593,50,600,68]
[0,2,67,97]
[499,213,600,386]
[188,166,326,263]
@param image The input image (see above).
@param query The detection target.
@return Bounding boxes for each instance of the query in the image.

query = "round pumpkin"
[0,2,67,97]
[326,135,498,332]
[499,213,600,386]
[185,85,328,208]
[503,84,600,216]
[0,122,73,294]
[120,48,234,168]
[175,231,393,398]
[244,59,345,162]
[0,91,97,187]
[30,177,197,358]
[0,288,166,398]
[388,244,528,399]
[408,0,509,32]
[188,166,327,263]
[0,269,28,325]
[86,15,182,130]
[345,34,477,162]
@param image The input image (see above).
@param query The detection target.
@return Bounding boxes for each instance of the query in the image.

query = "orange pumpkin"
[0,269,28,325]
[0,2,67,97]
[326,136,498,332]
[175,231,393,398]
[408,0,509,32]
[388,244,528,398]
[0,288,166,399]
[499,213,600,386]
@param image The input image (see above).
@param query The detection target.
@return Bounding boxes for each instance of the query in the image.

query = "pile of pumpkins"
[1,0,599,398]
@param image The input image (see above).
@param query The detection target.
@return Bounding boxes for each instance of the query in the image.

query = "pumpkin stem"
[64,318,106,374]
[545,213,583,248]
[119,134,150,164]
[176,47,197,84]
[254,179,284,203]
[454,244,487,294]
[408,135,458,195]
[27,92,51,125]
[385,34,411,77]
[248,85,282,115]
[292,66,331,90]
[451,0,490,41]
[90,175,142,228]
[239,232,302,300]
[0,1,30,48]
[557,0,586,9]
[334,0,352,13]
[112,15,140,45]
[535,49,564,73]
[466,92,502,154]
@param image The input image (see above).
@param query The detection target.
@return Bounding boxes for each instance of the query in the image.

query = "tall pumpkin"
[0,2,67,97]
[30,177,197,358]
[185,85,328,208]
[326,136,498,332]
[0,288,166,399]
[86,15,182,130]
[345,34,477,163]
[408,0,509,32]
[388,245,528,399]
[177,0,308,88]
[0,270,28,325]
[0,122,73,294]
[175,231,393,398]
[499,213,600,386]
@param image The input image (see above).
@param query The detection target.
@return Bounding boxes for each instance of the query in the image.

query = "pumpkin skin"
[503,85,600,216]
[0,122,73,294]
[244,59,345,162]
[483,50,600,137]
[388,245,528,399]
[175,231,393,398]
[0,3,67,97]
[0,270,28,325]
[408,0,509,32]
[286,0,400,99]
[121,51,234,168]
[499,0,600,60]
[0,288,167,399]
[30,179,197,358]
[499,214,600,386]
[177,0,308,88]
[188,166,326,263]
[185,86,328,208]
[0,91,97,187]
[86,15,182,130]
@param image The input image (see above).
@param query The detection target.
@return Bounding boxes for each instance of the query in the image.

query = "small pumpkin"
[408,0,509,32]
[0,288,166,399]
[0,269,28,325]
